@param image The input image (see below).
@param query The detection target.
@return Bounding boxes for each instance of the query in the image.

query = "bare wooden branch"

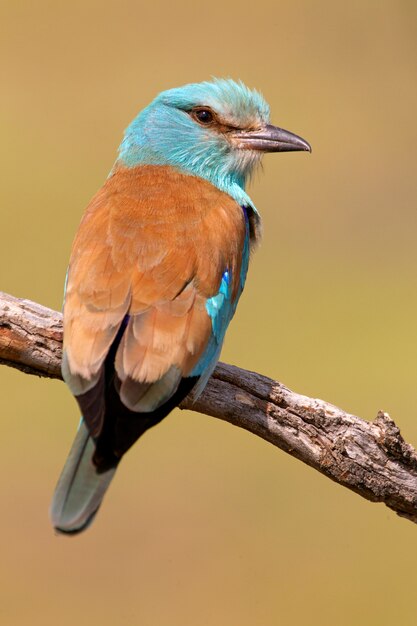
[1,290,416,524]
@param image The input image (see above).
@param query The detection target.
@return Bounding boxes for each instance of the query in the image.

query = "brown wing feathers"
[63,164,246,465]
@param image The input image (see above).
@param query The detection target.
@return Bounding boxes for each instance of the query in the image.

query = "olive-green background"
[1,1,417,625]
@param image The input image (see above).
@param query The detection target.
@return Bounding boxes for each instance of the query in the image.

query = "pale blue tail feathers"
[50,421,116,535]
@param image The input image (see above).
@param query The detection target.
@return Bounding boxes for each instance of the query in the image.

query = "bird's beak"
[235,124,311,153]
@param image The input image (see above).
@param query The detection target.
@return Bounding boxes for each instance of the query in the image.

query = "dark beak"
[235,124,311,153]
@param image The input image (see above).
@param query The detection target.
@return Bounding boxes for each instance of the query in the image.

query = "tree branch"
[1,290,417,524]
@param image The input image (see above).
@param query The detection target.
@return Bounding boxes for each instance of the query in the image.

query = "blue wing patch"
[206,269,231,341]
[189,211,250,395]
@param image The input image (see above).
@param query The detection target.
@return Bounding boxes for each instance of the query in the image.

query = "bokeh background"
[1,1,417,624]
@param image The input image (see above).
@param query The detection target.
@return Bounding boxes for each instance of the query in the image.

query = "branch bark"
[1,290,417,524]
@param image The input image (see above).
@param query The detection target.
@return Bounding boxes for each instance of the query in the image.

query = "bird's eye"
[191,108,214,125]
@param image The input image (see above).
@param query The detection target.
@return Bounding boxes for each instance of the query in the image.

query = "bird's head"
[118,78,310,202]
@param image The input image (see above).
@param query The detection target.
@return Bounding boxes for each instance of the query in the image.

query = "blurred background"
[1,1,417,624]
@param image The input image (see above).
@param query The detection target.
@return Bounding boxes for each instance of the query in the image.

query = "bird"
[50,78,311,534]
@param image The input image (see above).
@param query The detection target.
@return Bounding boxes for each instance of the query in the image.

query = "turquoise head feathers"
[117,78,310,205]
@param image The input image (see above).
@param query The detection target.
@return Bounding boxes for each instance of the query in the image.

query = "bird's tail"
[50,420,117,535]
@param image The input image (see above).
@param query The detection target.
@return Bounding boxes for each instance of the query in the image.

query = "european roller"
[51,78,310,534]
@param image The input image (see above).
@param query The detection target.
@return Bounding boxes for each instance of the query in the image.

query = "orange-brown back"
[63,164,249,428]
